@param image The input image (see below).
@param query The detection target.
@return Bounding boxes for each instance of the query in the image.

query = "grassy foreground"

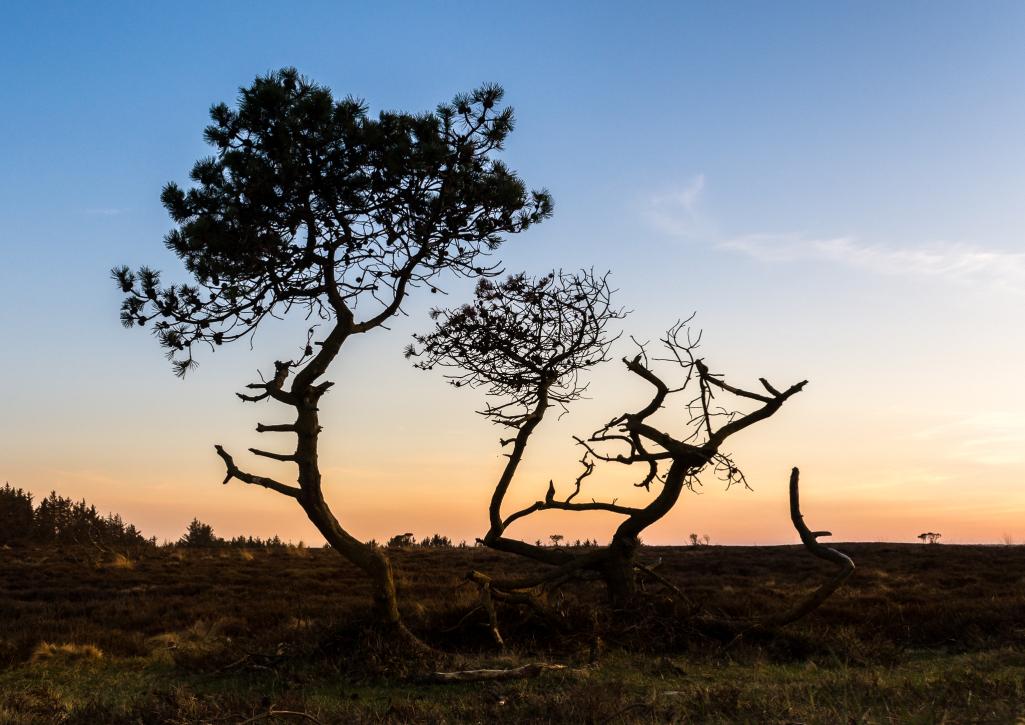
[3,543,1025,723]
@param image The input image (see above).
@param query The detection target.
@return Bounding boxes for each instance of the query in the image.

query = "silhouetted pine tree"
[0,485,151,547]
[0,484,34,545]
[178,518,221,547]
[113,68,551,635]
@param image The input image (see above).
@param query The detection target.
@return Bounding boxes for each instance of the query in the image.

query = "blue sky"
[2,2,1023,544]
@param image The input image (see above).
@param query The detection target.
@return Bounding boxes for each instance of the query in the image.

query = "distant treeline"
[1,484,598,551]
[177,517,295,548]
[0,484,152,548]
[0,485,294,549]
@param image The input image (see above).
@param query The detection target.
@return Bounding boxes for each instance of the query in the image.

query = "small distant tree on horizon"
[918,532,942,544]
[420,533,453,548]
[178,518,220,547]
[387,532,415,548]
[114,68,551,640]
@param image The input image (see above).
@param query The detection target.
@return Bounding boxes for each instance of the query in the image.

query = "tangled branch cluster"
[409,270,624,424]
[575,319,804,494]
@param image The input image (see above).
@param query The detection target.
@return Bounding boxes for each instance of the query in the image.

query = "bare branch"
[700,369,773,403]
[214,445,301,498]
[255,423,298,433]
[759,377,781,397]
[764,467,854,627]
[706,379,807,448]
[423,663,568,683]
[564,455,595,503]
[248,447,299,463]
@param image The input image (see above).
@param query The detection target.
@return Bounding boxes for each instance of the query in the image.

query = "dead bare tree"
[113,69,551,640]
[418,306,808,618]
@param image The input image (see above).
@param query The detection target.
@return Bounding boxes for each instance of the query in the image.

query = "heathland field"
[3,543,1025,723]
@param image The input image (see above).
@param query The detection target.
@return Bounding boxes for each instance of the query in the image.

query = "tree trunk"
[365,546,403,626]
[291,378,409,637]
[602,459,693,609]
[602,541,639,610]
[300,497,402,623]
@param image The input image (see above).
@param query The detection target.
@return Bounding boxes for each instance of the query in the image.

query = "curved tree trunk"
[291,367,408,633]
[301,497,402,626]
[218,317,416,641]
[603,458,693,608]
[602,540,639,610]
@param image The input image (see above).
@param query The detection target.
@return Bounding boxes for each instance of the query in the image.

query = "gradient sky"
[2,1,1024,546]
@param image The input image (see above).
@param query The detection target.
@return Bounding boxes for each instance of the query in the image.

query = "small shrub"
[387,533,415,548]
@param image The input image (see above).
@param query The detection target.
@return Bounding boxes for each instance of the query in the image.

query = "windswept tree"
[409,269,625,558]
[418,304,811,612]
[114,68,551,637]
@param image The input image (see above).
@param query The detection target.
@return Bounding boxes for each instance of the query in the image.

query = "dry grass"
[106,553,135,570]
[30,642,103,664]
[236,548,255,561]
[2,542,1025,721]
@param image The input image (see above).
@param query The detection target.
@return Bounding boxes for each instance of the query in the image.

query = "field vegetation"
[4,536,1025,722]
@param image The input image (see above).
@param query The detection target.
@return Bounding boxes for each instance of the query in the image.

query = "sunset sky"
[2,1,1024,546]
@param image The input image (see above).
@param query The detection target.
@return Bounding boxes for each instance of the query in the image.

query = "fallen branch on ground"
[423,663,568,683]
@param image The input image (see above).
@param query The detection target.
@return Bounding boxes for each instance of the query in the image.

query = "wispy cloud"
[84,207,126,216]
[642,174,709,238]
[642,177,1025,293]
[914,412,1025,466]
[720,234,1025,290]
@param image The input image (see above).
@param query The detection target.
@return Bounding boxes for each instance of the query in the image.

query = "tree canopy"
[114,68,552,376]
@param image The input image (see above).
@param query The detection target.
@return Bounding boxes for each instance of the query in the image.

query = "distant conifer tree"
[0,484,34,545]
[178,518,221,547]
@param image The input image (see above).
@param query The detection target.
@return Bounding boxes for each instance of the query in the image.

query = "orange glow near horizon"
[8,396,1024,547]
[4,6,1025,551]
[6,279,1024,549]
[6,314,1025,548]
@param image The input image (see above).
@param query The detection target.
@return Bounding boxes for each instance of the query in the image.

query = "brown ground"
[2,542,1025,722]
